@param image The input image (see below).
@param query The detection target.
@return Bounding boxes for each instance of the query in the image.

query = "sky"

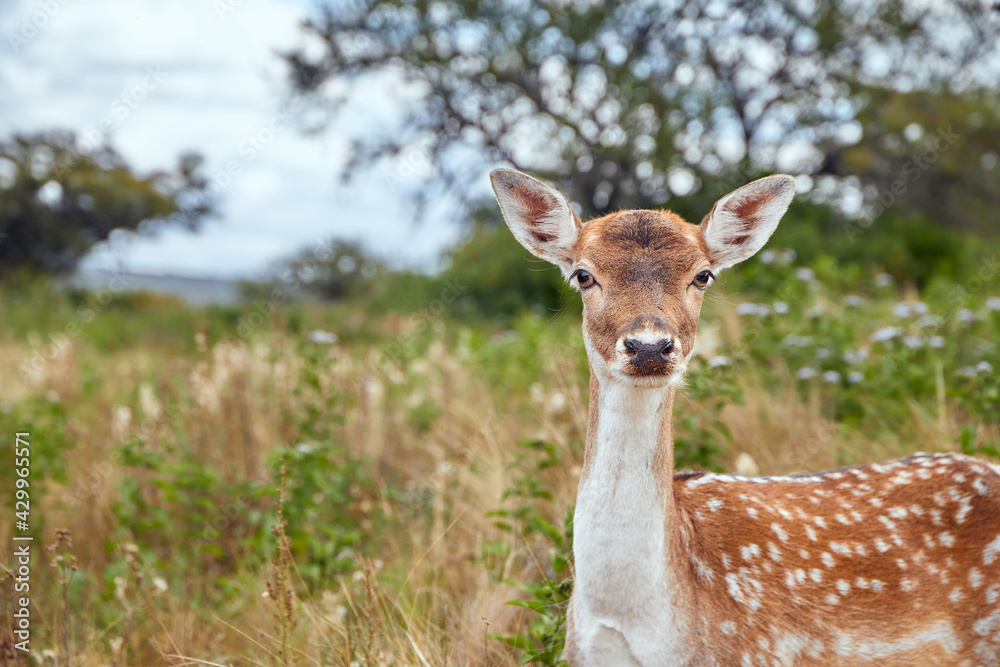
[0,0,465,279]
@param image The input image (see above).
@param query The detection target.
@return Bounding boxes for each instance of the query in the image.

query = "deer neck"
[572,364,690,635]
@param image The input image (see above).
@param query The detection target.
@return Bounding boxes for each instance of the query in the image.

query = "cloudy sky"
[0,0,466,278]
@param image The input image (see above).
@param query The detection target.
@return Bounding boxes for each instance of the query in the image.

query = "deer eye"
[573,269,596,289]
[693,270,714,290]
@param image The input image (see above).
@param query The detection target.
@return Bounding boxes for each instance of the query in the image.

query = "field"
[1,241,999,666]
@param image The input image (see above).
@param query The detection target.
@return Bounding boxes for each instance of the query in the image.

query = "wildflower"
[822,371,842,384]
[782,335,813,348]
[438,462,453,474]
[929,336,945,348]
[708,356,731,367]
[977,361,994,374]
[797,367,817,380]
[892,303,912,318]
[847,371,864,384]
[912,302,929,315]
[295,443,314,454]
[549,393,567,413]
[958,366,978,378]
[843,348,869,365]
[796,267,816,281]
[902,336,924,349]
[152,577,168,595]
[870,326,902,343]
[736,303,769,316]
[735,452,759,476]
[917,315,942,328]
[958,309,977,323]
[844,295,865,307]
[806,305,824,318]
[759,250,775,264]
[815,348,830,360]
[779,250,797,265]
[875,273,895,287]
[773,301,789,314]
[310,330,338,344]
[986,296,1000,311]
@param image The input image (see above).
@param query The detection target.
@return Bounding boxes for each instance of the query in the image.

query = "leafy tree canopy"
[0,131,214,278]
[282,0,1000,229]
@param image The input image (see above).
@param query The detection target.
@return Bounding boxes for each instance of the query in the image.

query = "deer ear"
[701,175,795,271]
[490,169,581,276]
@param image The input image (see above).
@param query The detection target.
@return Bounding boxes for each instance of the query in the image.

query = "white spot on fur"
[970,568,983,588]
[821,552,835,567]
[771,523,788,542]
[984,535,1000,565]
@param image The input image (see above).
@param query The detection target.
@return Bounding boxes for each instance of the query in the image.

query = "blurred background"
[1,0,999,664]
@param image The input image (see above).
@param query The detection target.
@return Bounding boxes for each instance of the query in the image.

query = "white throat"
[571,371,689,664]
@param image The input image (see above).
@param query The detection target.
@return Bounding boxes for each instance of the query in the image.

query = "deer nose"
[623,337,675,365]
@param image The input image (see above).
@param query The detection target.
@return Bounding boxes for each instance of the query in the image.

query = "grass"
[0,246,998,665]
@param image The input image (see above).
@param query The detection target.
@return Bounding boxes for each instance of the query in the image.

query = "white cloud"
[0,0,463,278]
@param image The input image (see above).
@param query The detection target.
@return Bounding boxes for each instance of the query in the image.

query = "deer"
[489,168,1000,666]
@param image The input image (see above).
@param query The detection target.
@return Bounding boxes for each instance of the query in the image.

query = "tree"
[0,131,214,278]
[281,0,1000,228]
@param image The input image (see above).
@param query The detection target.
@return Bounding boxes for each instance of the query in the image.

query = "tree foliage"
[0,131,214,278]
[282,0,1000,228]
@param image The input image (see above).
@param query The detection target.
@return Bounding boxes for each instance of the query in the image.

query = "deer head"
[490,169,796,387]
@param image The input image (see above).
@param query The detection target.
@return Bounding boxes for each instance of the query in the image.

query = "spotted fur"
[489,168,1000,666]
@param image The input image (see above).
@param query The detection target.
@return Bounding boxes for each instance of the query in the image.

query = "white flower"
[796,267,816,282]
[844,295,865,307]
[782,335,813,348]
[780,250,797,265]
[759,250,775,265]
[958,366,978,378]
[958,309,977,323]
[797,367,817,380]
[875,273,895,287]
[986,296,1000,311]
[902,336,924,349]
[773,301,789,314]
[549,393,567,413]
[736,303,770,317]
[815,348,831,360]
[822,371,842,383]
[806,305,824,318]
[977,361,994,374]
[912,302,929,315]
[152,577,168,595]
[296,443,314,454]
[892,303,912,318]
[843,348,869,364]
[309,329,339,344]
[870,326,902,343]
[708,356,731,367]
[847,371,864,384]
[917,315,942,328]
[929,336,945,348]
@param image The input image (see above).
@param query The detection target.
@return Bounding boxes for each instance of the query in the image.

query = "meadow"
[1,229,999,666]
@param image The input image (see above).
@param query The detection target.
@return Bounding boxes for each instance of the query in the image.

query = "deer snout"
[619,334,677,374]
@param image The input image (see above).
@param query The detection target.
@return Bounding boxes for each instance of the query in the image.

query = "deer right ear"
[490,169,581,276]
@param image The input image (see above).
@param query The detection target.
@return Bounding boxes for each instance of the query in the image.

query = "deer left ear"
[701,175,795,271]
[490,168,581,276]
